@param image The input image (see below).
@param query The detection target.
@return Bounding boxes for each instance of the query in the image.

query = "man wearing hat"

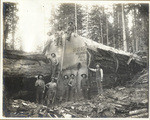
[80,74,89,99]
[51,53,59,77]
[35,74,45,104]
[88,64,103,95]
[66,22,76,41]
[63,75,70,102]
[45,77,57,106]
[55,26,64,46]
[68,74,77,101]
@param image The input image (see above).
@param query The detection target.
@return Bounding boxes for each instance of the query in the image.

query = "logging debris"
[5,86,148,118]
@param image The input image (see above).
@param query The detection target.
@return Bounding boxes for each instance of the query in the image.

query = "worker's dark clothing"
[95,69,103,94]
[68,78,76,101]
[35,79,45,104]
[63,78,69,102]
[81,78,89,99]
[66,25,76,41]
[45,82,57,106]
[89,68,103,94]
[51,57,58,77]
[56,31,63,46]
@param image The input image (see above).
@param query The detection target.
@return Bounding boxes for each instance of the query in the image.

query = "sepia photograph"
[1,0,149,119]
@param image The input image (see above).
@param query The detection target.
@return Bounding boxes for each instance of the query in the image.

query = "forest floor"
[4,69,149,118]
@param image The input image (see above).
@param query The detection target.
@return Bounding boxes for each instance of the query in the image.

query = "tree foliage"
[49,3,148,53]
[3,3,19,50]
[3,3,148,54]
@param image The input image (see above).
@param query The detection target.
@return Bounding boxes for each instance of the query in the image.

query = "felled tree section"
[4,50,49,63]
[3,50,51,78]
[87,48,147,87]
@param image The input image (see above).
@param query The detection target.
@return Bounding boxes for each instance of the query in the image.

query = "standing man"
[68,74,76,101]
[63,75,69,102]
[56,26,64,46]
[88,64,103,95]
[51,53,59,77]
[35,74,45,104]
[80,74,89,99]
[45,77,57,106]
[66,22,76,41]
[43,32,54,55]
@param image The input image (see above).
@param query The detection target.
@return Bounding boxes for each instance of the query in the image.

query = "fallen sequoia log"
[4,50,49,63]
[3,50,52,78]
[88,48,147,74]
[87,48,147,87]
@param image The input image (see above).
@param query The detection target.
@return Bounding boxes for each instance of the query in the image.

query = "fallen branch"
[129,112,148,118]
[129,108,147,115]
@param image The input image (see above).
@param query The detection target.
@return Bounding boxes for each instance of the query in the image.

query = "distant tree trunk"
[12,31,15,50]
[106,17,109,45]
[3,24,8,50]
[134,7,138,52]
[122,4,127,52]
[99,7,104,44]
[133,7,137,52]
[132,23,135,52]
[100,19,103,44]
[12,7,15,50]
[86,5,89,38]
[117,12,120,49]
[113,5,116,48]
[75,3,77,34]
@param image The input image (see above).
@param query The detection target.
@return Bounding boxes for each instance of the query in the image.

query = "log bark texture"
[87,48,147,87]
[3,50,52,78]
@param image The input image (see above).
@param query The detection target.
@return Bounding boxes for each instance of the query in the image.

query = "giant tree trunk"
[113,5,116,48]
[106,17,109,46]
[3,50,51,78]
[87,47,147,87]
